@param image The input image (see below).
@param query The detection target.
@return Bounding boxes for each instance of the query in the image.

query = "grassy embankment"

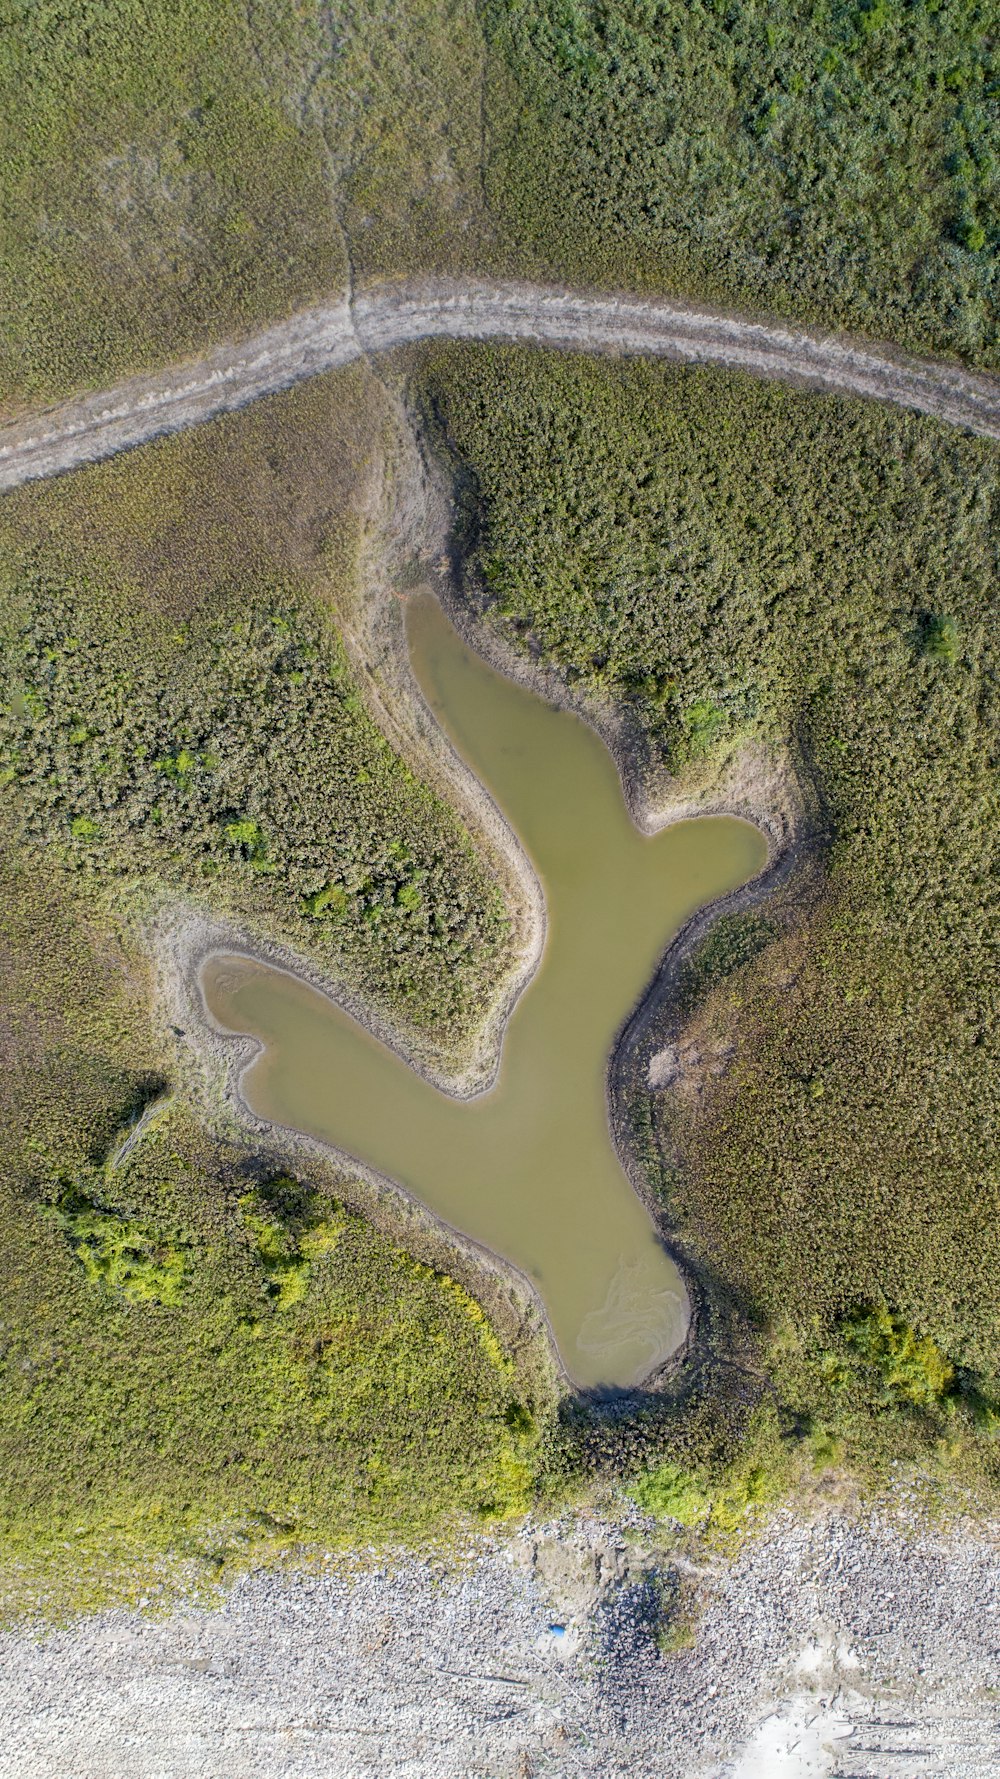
[416,341,1000,1508]
[0,366,545,1617]
[2,0,998,412]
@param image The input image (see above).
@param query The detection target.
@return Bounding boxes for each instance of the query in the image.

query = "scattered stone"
[3,1502,1000,1777]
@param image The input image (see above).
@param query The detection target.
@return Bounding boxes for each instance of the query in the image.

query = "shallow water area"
[202,596,766,1389]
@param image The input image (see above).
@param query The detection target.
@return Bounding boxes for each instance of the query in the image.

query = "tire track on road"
[3,279,1000,492]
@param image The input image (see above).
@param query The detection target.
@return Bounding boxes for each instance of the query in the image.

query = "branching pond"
[202,596,766,1389]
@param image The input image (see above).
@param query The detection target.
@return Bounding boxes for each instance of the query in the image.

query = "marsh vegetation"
[2,0,998,412]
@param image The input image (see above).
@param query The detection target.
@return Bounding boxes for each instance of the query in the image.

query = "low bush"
[48,1180,189,1307]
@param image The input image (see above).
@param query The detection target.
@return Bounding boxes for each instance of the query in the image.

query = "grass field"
[416,339,1000,1490]
[0,0,342,411]
[0,363,516,1067]
[0,0,492,410]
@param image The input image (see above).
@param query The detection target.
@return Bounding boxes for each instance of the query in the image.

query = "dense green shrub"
[841,1305,956,1412]
[240,1177,344,1310]
[48,1180,189,1307]
[675,912,775,1019]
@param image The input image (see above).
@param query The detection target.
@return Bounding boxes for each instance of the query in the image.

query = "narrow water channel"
[202,596,766,1390]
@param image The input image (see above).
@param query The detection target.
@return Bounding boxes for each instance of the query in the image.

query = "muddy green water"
[202,596,766,1390]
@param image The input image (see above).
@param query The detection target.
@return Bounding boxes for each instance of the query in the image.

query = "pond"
[201,595,766,1390]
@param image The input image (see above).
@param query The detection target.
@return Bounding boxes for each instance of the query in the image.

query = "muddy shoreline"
[154,396,819,1404]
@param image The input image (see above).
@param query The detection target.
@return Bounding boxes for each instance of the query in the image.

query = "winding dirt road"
[3,279,1000,493]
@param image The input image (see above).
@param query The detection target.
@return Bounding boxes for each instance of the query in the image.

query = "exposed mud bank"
[153,393,817,1405]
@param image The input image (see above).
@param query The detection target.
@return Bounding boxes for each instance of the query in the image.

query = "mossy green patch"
[48,1182,189,1307]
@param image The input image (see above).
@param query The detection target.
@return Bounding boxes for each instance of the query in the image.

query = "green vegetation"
[842,1305,955,1411]
[315,0,492,281]
[0,0,507,409]
[0,365,546,1616]
[3,0,999,409]
[239,1176,344,1311]
[484,0,1000,363]
[630,1400,792,1545]
[0,365,512,1067]
[632,1460,711,1528]
[675,911,775,1021]
[773,1304,1000,1465]
[418,340,1000,1486]
[1,1065,539,1615]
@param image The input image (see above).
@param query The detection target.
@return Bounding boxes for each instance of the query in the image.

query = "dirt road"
[3,281,1000,492]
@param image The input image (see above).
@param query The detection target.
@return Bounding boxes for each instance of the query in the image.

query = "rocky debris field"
[3,1502,1000,1779]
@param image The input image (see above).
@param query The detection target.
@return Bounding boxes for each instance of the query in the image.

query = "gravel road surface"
[3,1505,1000,1779]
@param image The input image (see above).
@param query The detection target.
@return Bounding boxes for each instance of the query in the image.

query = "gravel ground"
[3,1505,1000,1779]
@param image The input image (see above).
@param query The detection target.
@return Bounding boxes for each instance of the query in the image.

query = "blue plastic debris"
[548,1624,566,1637]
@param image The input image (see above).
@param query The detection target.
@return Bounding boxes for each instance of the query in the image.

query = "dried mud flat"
[3,1502,1000,1779]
